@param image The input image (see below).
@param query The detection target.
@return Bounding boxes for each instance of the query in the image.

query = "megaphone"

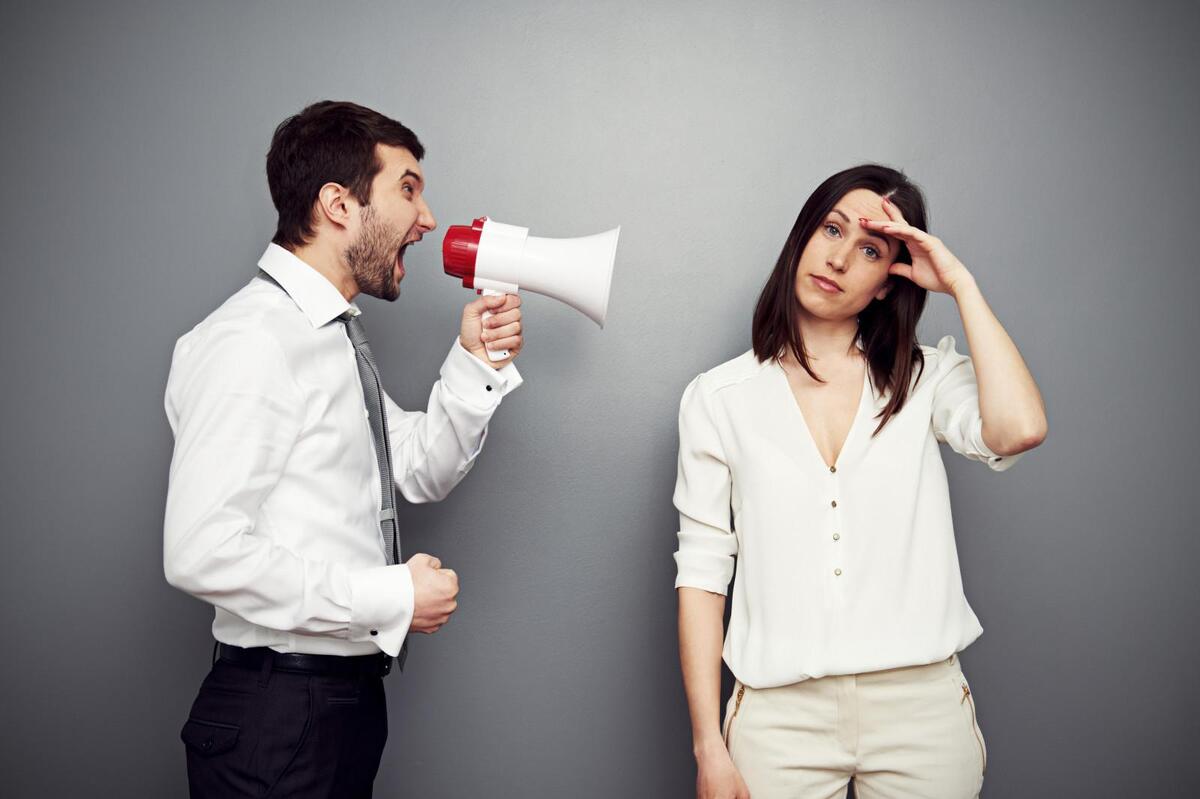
[443,216,619,361]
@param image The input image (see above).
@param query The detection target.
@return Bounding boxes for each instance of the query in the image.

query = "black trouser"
[180,645,390,798]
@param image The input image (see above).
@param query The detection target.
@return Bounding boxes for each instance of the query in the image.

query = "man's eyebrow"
[830,207,892,253]
[399,169,424,187]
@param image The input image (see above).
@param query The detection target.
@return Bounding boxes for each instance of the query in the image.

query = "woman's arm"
[863,199,1048,456]
[949,277,1047,455]
[679,587,750,799]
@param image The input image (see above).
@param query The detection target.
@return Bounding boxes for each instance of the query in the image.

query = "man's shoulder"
[175,275,305,353]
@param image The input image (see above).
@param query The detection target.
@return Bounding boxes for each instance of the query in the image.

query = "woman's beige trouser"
[724,654,987,799]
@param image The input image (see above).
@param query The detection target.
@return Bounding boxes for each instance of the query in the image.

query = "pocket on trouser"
[953,673,987,777]
[722,681,748,755]
[180,680,257,797]
[181,671,313,798]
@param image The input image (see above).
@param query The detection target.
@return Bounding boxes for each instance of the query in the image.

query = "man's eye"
[402,184,415,195]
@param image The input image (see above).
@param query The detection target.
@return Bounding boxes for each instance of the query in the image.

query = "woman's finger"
[881,194,908,224]
[889,262,915,282]
[861,218,926,244]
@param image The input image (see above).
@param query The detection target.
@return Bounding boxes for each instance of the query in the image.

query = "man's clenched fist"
[407,553,459,634]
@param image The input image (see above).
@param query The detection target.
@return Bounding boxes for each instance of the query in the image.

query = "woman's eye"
[824,223,840,237]
[864,246,880,260]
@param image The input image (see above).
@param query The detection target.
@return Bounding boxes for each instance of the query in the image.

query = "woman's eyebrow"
[831,207,893,253]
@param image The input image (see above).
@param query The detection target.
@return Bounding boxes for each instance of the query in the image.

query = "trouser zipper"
[961,683,987,775]
[723,684,746,746]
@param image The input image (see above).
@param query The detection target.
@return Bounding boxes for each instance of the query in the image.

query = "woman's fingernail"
[859,217,868,226]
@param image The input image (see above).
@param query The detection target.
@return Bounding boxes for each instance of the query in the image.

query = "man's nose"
[418,199,437,233]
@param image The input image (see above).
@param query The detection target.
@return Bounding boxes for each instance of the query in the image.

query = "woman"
[674,164,1046,799]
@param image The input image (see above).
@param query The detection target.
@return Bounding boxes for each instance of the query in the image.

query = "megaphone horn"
[443,217,619,360]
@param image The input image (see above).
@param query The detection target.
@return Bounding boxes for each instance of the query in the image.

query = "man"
[163,100,524,797]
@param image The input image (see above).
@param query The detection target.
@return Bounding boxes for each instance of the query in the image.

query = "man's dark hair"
[752,163,930,437]
[266,100,425,249]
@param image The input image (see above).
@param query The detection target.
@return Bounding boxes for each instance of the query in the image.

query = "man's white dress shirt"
[673,335,1024,689]
[164,244,520,658]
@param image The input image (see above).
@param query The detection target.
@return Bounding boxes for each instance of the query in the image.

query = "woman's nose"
[828,240,856,272]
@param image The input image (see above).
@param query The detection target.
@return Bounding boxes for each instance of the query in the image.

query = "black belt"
[216,642,403,678]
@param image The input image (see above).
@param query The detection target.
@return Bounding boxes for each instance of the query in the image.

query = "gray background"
[2,0,1197,796]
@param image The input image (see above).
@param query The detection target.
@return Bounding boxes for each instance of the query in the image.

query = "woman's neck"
[793,313,860,363]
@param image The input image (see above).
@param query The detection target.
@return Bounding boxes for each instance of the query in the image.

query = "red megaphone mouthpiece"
[442,216,487,289]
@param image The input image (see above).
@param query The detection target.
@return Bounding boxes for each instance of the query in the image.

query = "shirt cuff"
[440,336,523,407]
[673,550,734,595]
[347,563,414,657]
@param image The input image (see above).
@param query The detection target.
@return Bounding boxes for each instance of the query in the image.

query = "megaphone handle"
[480,289,510,362]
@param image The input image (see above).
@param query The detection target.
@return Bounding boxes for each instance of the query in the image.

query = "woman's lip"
[812,275,842,293]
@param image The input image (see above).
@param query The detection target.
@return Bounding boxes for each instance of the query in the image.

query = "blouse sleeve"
[673,375,738,594]
[930,335,1025,473]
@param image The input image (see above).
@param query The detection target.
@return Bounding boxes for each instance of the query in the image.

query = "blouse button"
[831,500,837,508]
[829,465,837,473]
[832,533,840,541]
[834,568,842,576]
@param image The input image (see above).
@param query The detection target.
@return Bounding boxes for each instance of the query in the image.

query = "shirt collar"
[257,243,361,328]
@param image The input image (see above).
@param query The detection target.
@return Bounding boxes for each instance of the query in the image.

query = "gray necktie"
[340,311,399,566]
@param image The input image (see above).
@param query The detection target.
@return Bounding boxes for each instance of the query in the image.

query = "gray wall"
[2,1,1197,796]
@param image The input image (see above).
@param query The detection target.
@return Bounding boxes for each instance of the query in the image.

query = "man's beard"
[346,205,405,302]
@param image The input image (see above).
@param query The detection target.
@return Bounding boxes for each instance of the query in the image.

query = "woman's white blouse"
[673,335,1024,689]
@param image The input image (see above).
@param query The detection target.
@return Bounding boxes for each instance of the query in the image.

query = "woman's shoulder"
[918,334,967,368]
[911,335,974,391]
[686,349,770,397]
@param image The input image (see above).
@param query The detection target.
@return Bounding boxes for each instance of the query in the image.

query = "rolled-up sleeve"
[930,334,1024,473]
[673,375,738,594]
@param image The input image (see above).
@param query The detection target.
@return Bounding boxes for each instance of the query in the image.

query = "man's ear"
[315,182,354,232]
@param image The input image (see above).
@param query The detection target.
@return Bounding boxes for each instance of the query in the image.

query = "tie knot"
[340,311,369,348]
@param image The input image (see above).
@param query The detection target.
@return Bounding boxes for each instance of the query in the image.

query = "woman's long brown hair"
[752,164,931,436]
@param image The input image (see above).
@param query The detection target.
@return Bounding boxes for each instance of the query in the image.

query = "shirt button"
[485,385,493,392]
[829,465,837,473]
[369,630,378,636]
[831,500,837,508]
[834,568,842,576]
[832,533,840,541]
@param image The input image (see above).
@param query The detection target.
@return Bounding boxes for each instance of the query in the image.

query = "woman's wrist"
[693,734,730,761]
[947,269,979,300]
